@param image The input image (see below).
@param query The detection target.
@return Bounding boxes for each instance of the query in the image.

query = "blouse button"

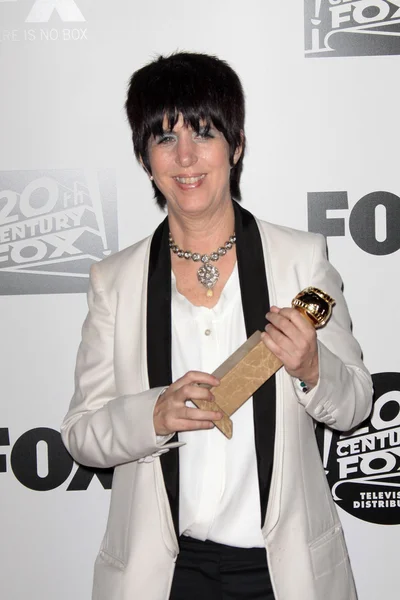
[204,329,211,336]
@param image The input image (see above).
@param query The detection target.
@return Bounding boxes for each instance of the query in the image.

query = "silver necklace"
[169,232,236,297]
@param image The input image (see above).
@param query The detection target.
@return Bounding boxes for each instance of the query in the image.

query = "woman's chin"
[168,191,229,217]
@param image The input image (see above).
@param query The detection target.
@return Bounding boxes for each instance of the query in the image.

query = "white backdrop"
[1,1,399,599]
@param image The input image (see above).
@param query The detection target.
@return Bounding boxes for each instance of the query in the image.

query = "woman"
[61,52,373,600]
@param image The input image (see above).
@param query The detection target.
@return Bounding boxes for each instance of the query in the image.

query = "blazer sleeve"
[294,234,373,432]
[60,263,182,469]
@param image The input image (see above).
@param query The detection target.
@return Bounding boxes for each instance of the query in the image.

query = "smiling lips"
[174,174,206,188]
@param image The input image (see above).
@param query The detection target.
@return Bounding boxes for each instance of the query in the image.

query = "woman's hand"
[262,306,319,388]
[153,371,222,435]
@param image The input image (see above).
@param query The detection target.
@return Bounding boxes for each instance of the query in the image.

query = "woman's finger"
[181,405,222,422]
[266,311,297,337]
[278,307,316,336]
[177,383,217,404]
[177,419,216,431]
[167,370,220,394]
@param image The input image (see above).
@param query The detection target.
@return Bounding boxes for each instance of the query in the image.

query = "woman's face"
[147,114,241,217]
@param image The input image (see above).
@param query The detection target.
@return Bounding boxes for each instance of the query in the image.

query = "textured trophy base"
[192,331,282,439]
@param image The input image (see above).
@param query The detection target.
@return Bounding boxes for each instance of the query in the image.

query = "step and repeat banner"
[1,1,399,599]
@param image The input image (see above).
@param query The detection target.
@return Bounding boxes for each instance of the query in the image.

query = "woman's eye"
[157,134,175,145]
[196,128,214,139]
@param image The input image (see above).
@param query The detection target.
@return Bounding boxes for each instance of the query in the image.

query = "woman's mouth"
[174,174,206,187]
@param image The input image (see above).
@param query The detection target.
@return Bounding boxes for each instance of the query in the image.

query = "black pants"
[169,536,275,600]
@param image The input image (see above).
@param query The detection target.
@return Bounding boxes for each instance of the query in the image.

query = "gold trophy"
[191,287,335,438]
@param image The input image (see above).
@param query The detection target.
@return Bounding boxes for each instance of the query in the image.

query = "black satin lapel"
[147,217,180,538]
[234,201,276,525]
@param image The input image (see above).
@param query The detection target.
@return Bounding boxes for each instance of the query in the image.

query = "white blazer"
[61,218,372,600]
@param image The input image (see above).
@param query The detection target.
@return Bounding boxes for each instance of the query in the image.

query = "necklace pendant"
[206,289,214,298]
[197,263,219,292]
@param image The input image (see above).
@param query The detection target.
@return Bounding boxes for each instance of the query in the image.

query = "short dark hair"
[125,52,246,209]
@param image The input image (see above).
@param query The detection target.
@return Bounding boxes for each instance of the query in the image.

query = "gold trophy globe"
[292,287,335,328]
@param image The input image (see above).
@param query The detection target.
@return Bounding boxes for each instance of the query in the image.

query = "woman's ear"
[139,155,153,180]
[233,130,244,165]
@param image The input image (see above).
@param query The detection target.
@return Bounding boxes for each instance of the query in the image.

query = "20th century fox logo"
[0,170,118,295]
[305,0,400,57]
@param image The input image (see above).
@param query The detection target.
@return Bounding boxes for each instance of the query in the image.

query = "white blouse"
[171,264,265,548]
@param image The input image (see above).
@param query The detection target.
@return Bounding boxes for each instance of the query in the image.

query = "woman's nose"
[175,135,198,168]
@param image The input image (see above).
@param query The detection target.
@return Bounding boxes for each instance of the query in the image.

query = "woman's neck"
[168,198,235,254]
